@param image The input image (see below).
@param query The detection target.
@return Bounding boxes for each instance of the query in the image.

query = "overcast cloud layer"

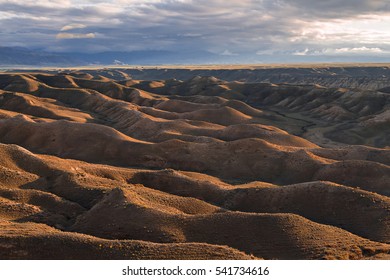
[1,0,390,62]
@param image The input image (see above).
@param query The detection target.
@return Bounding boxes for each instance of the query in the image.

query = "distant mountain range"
[0,47,79,66]
[0,46,226,67]
[2,46,388,67]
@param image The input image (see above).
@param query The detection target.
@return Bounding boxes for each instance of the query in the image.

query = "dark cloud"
[285,0,390,18]
[0,0,389,61]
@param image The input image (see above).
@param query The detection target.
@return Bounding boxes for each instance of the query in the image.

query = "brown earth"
[0,70,389,259]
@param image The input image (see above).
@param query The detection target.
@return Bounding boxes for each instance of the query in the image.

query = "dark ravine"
[255,106,317,137]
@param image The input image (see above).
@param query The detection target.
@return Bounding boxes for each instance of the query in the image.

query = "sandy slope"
[0,71,389,259]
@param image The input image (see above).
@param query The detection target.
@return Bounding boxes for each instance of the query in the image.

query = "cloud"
[0,0,389,62]
[56,32,96,39]
[291,47,386,57]
[61,23,87,31]
[283,0,390,19]
[220,50,238,56]
[293,48,310,56]
[325,47,385,55]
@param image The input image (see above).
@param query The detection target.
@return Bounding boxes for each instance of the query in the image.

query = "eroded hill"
[0,71,389,259]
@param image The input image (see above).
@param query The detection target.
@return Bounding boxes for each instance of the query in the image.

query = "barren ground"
[0,67,389,259]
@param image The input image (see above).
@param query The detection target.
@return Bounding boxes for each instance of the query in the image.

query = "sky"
[1,0,390,62]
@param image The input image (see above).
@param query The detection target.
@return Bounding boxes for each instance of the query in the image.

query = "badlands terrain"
[0,66,389,259]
